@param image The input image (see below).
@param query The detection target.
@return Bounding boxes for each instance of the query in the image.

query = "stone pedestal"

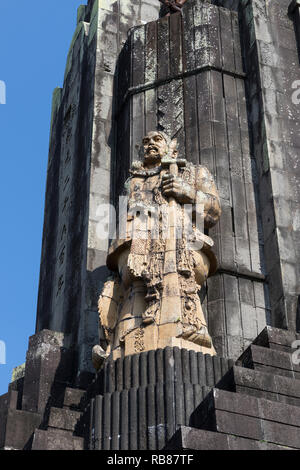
[88,347,234,450]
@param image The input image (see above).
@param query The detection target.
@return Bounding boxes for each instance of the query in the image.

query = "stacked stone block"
[167,326,300,450]
[31,387,86,450]
[0,330,76,450]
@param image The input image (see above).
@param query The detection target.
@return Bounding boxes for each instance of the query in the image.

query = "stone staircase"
[166,326,300,450]
[2,326,300,450]
[31,387,86,450]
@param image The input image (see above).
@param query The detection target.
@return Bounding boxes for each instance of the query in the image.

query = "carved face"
[142,132,168,165]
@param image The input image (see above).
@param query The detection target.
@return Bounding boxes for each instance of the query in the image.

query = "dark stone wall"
[238,0,300,332]
[35,4,96,383]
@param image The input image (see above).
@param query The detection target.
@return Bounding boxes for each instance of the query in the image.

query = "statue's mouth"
[147,146,159,155]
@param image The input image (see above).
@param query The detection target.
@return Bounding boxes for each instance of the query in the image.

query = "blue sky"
[0,0,85,395]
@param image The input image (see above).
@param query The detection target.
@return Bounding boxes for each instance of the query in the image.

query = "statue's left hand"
[162,174,196,204]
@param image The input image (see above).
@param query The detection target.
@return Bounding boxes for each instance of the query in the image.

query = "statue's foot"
[92,345,107,371]
[181,325,213,349]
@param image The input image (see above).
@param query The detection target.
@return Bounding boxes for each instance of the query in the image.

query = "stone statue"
[92,131,221,369]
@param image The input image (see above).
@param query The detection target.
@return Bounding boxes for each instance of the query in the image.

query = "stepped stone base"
[1,326,300,450]
[167,326,300,450]
[32,429,84,451]
[0,330,87,450]
[166,427,294,451]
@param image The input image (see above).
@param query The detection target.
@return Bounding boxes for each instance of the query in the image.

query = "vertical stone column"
[89,347,234,450]
[240,0,300,332]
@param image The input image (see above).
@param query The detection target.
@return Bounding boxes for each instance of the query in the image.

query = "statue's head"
[142,131,177,167]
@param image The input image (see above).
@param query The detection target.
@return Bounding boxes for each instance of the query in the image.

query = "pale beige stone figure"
[92,131,221,368]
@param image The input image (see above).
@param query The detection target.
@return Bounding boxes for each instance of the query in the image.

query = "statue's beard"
[144,149,162,164]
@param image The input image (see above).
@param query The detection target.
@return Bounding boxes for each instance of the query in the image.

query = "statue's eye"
[143,139,149,145]
[155,136,162,142]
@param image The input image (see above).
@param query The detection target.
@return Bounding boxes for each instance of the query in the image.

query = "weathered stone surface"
[63,388,86,410]
[3,409,41,450]
[240,0,300,332]
[239,343,300,379]
[96,347,233,394]
[195,387,300,429]
[32,429,84,451]
[48,407,82,432]
[88,347,233,450]
[21,330,73,414]
[253,325,300,352]
[165,426,293,450]
[218,365,300,407]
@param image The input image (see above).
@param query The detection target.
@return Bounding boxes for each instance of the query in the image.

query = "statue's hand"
[162,174,196,204]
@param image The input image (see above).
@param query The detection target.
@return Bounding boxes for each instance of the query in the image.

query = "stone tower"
[35,0,162,385]
[1,0,300,451]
